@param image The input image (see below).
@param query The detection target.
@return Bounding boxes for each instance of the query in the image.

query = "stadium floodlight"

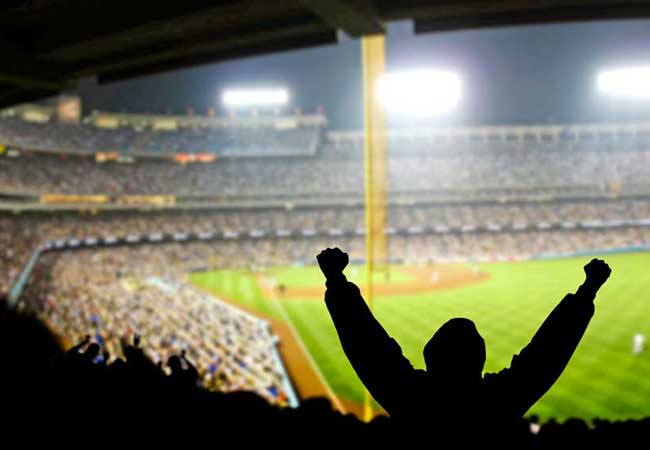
[222,88,290,107]
[597,67,650,99]
[377,69,462,118]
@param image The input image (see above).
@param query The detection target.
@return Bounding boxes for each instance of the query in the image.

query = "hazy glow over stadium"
[222,88,290,107]
[598,67,650,99]
[377,70,461,118]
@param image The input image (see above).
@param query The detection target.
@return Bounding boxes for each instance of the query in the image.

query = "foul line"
[263,278,346,414]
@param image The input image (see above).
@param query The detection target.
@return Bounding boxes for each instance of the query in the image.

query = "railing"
[8,247,41,306]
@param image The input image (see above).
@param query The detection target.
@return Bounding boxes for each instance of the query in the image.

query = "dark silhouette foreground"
[318,248,613,444]
[1,264,648,448]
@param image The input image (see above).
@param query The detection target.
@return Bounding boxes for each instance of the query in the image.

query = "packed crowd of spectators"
[0,116,321,156]
[391,228,650,263]
[22,248,294,406]
[2,141,650,197]
[10,198,650,239]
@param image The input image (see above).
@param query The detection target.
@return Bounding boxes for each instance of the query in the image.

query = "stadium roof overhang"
[2,0,650,108]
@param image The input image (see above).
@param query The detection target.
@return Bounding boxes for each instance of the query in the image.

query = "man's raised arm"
[317,248,416,414]
[486,258,612,417]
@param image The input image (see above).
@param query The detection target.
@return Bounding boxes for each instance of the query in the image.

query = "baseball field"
[190,252,650,420]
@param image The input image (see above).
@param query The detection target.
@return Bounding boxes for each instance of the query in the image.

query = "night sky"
[75,20,650,129]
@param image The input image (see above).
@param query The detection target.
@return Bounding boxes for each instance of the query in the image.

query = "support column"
[361,34,388,422]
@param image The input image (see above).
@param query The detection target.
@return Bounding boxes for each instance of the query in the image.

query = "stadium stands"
[2,140,650,196]
[0,109,324,157]
[22,248,296,406]
[4,197,650,299]
[2,111,650,198]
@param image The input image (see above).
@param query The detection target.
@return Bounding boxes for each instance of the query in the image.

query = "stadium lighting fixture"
[377,69,462,118]
[222,88,290,107]
[597,67,650,99]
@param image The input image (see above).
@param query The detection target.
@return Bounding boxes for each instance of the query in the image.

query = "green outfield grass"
[190,252,650,420]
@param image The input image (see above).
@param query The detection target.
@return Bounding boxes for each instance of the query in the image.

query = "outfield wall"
[534,245,650,261]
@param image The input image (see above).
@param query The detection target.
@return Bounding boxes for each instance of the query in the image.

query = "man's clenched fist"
[583,258,611,289]
[317,247,349,281]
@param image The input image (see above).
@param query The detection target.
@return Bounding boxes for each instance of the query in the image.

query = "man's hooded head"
[423,318,486,381]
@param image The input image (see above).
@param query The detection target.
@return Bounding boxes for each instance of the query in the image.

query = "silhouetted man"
[317,247,611,443]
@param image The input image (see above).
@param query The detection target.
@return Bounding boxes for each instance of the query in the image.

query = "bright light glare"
[222,88,289,107]
[377,70,461,118]
[598,67,650,99]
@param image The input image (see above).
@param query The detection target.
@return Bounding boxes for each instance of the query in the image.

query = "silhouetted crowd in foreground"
[2,292,648,447]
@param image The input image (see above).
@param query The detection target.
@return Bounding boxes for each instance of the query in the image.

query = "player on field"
[317,247,611,444]
[633,333,646,355]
